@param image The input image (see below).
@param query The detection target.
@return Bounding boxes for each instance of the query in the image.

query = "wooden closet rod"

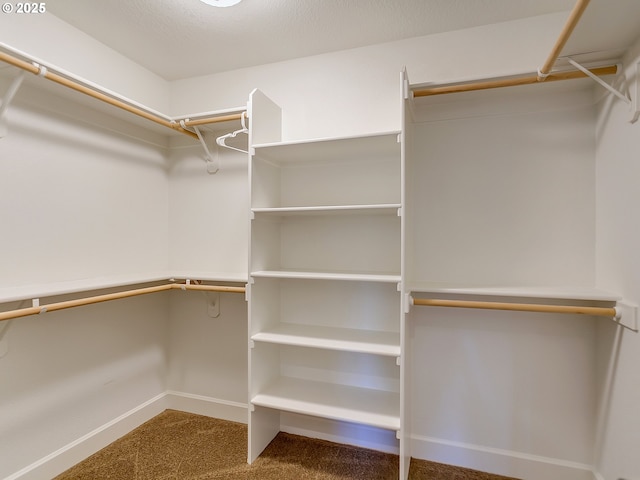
[413,0,600,97]
[182,113,244,127]
[0,282,246,322]
[538,0,590,81]
[413,65,617,97]
[412,297,617,318]
[0,50,202,139]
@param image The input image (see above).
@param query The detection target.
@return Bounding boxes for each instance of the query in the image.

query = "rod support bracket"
[631,61,640,124]
[181,120,220,174]
[0,70,26,138]
[614,300,638,332]
[206,292,221,318]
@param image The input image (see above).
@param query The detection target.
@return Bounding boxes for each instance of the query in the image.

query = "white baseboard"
[7,395,603,480]
[6,391,248,480]
[6,392,169,480]
[411,434,597,480]
[280,411,400,455]
[164,390,248,424]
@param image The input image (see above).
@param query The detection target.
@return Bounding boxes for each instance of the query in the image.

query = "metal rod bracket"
[180,120,220,174]
[567,58,630,106]
[0,71,26,137]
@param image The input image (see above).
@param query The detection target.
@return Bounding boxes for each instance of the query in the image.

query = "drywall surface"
[0,10,170,112]
[409,93,596,288]
[594,34,640,480]
[167,143,249,277]
[0,292,169,478]
[169,12,568,141]
[0,84,170,288]
[410,309,597,474]
[166,290,247,404]
[0,83,171,478]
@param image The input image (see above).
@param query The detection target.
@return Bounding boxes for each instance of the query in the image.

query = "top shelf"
[0,271,248,304]
[252,131,401,165]
[408,282,621,303]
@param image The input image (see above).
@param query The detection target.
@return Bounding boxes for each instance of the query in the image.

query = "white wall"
[0,77,171,478]
[594,33,640,480]
[166,290,247,405]
[167,142,249,277]
[0,83,170,288]
[169,13,568,140]
[0,11,170,112]
[0,293,169,478]
[409,90,596,288]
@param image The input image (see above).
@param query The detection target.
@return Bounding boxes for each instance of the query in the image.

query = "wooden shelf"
[251,323,400,357]
[252,203,401,217]
[251,376,400,431]
[251,270,401,283]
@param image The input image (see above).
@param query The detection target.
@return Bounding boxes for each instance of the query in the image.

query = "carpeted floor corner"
[54,409,519,480]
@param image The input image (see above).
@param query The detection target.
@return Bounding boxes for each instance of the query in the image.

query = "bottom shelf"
[251,377,400,431]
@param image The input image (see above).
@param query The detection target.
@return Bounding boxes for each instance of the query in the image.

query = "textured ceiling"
[47,0,640,81]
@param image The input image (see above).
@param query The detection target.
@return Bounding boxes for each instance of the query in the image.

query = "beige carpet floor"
[54,410,519,480]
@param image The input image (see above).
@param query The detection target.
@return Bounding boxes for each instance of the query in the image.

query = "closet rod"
[538,0,590,81]
[412,65,617,97]
[0,282,246,322]
[0,50,200,139]
[411,297,617,318]
[182,113,244,127]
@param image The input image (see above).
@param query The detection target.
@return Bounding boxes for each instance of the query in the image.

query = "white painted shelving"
[247,90,404,467]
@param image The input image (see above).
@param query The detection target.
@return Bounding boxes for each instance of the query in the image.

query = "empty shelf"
[408,283,621,302]
[251,270,401,283]
[252,204,402,217]
[252,131,401,166]
[252,376,400,431]
[252,323,401,356]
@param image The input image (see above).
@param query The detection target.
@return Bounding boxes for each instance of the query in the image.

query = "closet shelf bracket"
[0,70,25,138]
[567,58,638,123]
[180,120,219,174]
[633,61,640,124]
[614,299,639,332]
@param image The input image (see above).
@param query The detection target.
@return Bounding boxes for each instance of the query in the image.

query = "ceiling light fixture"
[199,0,242,7]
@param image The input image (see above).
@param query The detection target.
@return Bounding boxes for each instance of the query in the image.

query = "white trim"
[164,391,248,424]
[5,393,168,480]
[411,433,596,480]
[5,392,248,480]
[280,412,400,455]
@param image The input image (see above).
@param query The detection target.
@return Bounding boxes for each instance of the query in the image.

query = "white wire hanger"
[216,111,249,154]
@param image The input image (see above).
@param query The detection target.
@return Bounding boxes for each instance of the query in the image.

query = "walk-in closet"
[1,1,640,479]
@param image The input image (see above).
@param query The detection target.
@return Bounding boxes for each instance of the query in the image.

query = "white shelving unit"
[247,90,404,471]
